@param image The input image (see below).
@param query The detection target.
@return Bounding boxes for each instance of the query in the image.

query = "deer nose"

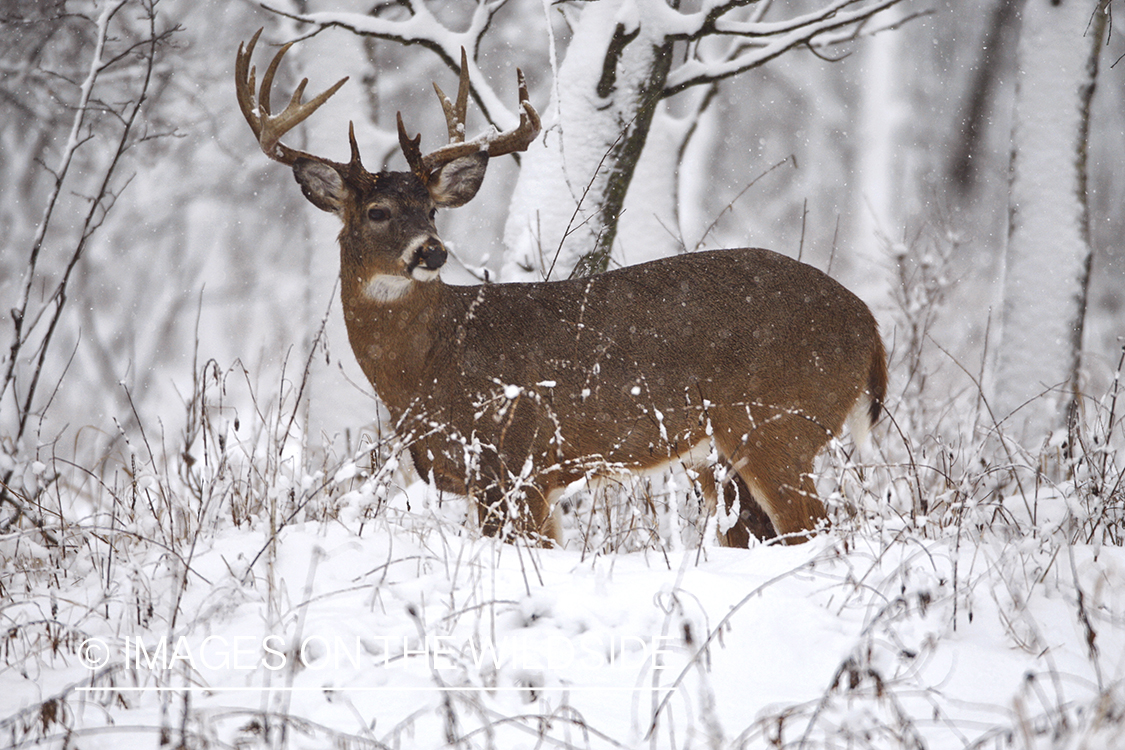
[416,239,447,271]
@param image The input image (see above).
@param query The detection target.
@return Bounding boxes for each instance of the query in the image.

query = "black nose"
[417,239,447,270]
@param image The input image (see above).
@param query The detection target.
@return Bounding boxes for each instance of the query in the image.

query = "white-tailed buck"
[235,31,887,546]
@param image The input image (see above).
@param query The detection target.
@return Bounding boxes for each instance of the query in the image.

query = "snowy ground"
[2,391,1124,750]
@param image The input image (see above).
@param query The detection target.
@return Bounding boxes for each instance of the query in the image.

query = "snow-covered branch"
[261,0,520,130]
[665,0,905,95]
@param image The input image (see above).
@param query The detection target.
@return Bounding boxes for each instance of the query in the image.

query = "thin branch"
[664,0,906,96]
[13,3,163,447]
[2,0,129,410]
[260,1,518,130]
[691,156,793,253]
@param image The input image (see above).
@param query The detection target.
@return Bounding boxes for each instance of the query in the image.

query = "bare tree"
[0,0,173,530]
[994,0,1107,444]
[947,0,1020,196]
[264,0,914,281]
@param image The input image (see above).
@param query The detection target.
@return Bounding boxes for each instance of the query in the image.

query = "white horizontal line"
[76,685,669,693]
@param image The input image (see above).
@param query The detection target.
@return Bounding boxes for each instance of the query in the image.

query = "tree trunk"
[995,0,1105,443]
[853,15,908,314]
[501,1,675,281]
[947,0,1020,197]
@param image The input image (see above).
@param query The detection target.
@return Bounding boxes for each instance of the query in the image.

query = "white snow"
[5,469,1123,748]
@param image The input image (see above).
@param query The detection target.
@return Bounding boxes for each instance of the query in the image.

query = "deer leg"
[717,420,829,544]
[731,461,824,544]
[696,459,777,546]
[475,480,560,547]
[526,485,563,546]
[722,470,778,546]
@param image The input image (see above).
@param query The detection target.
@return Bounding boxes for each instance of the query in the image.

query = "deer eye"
[368,206,389,222]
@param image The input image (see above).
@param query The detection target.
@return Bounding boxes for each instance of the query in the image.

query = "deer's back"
[414,248,878,466]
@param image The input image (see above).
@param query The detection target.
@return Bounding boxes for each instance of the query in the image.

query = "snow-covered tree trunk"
[502,0,674,281]
[994,0,1105,443]
[852,16,908,314]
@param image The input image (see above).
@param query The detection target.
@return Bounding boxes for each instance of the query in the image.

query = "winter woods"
[2,0,1120,466]
[2,0,1117,469]
[1,0,1124,746]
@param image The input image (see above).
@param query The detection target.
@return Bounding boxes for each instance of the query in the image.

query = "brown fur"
[340,239,884,546]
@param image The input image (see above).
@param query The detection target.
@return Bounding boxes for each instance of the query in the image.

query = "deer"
[235,30,887,547]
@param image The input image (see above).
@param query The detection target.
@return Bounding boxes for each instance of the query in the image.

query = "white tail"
[236,33,887,546]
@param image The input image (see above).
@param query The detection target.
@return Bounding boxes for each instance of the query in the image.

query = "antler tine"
[235,29,263,133]
[234,28,349,166]
[397,111,427,181]
[258,39,298,120]
[416,63,541,176]
[432,47,471,144]
[485,68,541,158]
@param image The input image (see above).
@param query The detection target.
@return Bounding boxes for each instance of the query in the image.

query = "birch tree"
[267,0,911,281]
[994,0,1106,443]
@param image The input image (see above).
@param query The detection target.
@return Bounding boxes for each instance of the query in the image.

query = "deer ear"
[428,151,488,208]
[293,158,348,214]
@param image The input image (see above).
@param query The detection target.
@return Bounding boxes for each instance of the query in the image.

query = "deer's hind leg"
[713,416,831,544]
[696,459,778,546]
[474,475,561,547]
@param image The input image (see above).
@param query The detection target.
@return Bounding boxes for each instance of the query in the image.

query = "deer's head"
[235,30,539,295]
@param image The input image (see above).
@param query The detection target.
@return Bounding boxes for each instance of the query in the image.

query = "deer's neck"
[340,270,452,420]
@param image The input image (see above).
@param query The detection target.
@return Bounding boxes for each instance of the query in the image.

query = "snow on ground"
[3,448,1124,749]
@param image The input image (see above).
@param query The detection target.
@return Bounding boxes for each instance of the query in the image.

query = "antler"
[235,28,349,166]
[397,48,541,183]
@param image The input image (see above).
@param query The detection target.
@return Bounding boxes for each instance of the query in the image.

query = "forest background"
[1,0,1124,748]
